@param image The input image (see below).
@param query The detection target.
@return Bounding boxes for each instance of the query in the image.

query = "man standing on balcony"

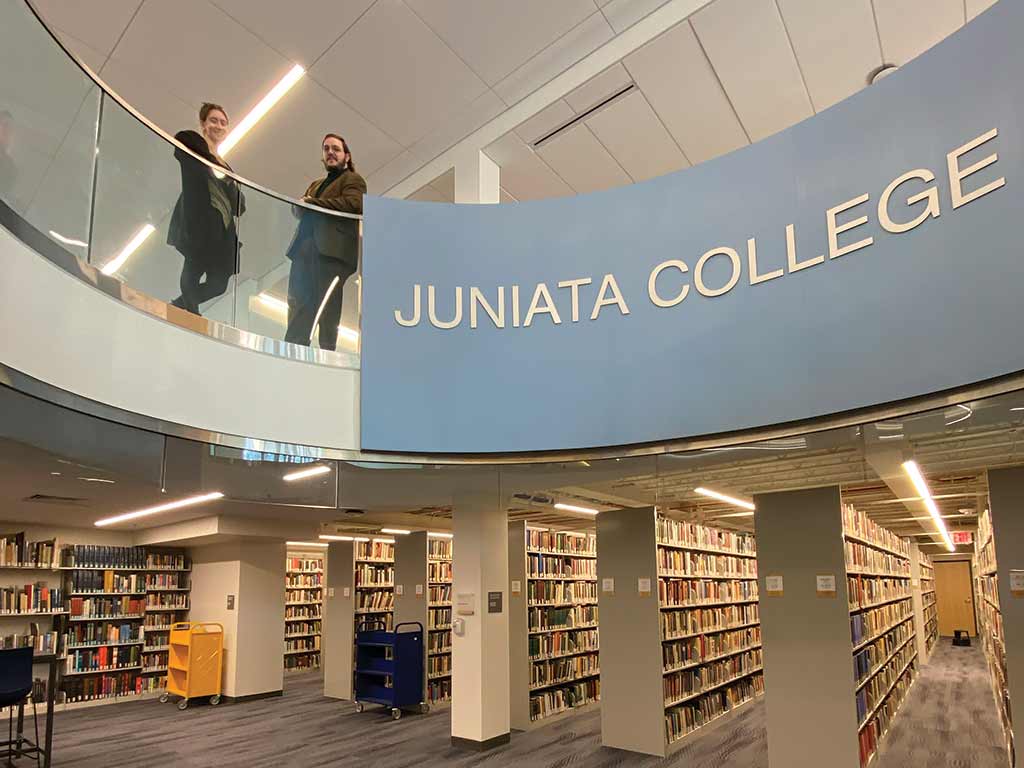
[284,134,366,352]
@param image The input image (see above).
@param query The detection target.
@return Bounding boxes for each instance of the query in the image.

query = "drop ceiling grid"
[871,0,966,66]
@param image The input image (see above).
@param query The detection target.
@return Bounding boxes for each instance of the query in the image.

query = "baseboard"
[450,733,511,751]
[222,689,283,704]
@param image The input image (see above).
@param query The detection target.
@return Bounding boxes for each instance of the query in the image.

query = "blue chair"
[0,648,40,767]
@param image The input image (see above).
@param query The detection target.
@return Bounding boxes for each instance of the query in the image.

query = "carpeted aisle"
[46,641,1006,767]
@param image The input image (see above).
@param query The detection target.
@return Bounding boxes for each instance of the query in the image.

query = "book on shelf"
[286,556,323,573]
[67,621,141,647]
[0,534,57,568]
[0,630,61,655]
[66,644,142,673]
[0,583,62,613]
[69,596,145,619]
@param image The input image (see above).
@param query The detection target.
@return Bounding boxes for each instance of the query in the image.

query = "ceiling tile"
[624,21,747,165]
[33,0,142,57]
[97,55,197,138]
[692,0,814,142]
[600,0,673,34]
[776,0,881,111]
[409,184,447,202]
[493,12,614,105]
[430,168,456,201]
[483,133,574,200]
[311,0,489,146]
[404,0,596,86]
[227,76,403,196]
[369,148,418,196]
[403,90,507,174]
[210,0,375,66]
[585,90,687,182]
[514,100,575,145]
[966,0,999,21]
[872,0,965,65]
[535,124,631,193]
[565,63,633,113]
[53,27,109,74]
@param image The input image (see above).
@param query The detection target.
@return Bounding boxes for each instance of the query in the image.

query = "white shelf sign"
[816,574,837,597]
[415,584,424,597]
[456,593,475,615]
[1010,571,1024,596]
[765,575,784,597]
[638,577,651,596]
[395,584,404,596]
[511,580,521,595]
[602,577,615,594]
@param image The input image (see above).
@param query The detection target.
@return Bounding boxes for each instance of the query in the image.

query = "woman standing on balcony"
[167,102,245,316]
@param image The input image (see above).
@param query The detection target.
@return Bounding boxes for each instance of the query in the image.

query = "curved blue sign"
[362,2,1020,454]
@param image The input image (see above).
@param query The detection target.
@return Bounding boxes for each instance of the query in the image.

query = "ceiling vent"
[24,494,89,506]
[531,82,637,149]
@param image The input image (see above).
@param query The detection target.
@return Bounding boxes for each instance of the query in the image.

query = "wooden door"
[935,560,978,636]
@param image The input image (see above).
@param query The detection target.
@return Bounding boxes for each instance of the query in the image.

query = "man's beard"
[322,159,344,172]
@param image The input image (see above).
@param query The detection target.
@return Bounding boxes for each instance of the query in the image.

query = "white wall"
[190,543,243,697]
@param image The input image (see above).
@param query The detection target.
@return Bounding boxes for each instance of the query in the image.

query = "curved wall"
[361,1,1022,454]
[0,225,359,451]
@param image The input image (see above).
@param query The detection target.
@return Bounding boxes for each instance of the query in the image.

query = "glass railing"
[0,0,361,365]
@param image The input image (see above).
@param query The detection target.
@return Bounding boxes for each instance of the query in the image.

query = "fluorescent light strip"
[373,538,395,544]
[553,502,599,515]
[319,534,353,541]
[694,487,756,511]
[257,293,289,313]
[901,460,955,552]
[714,511,756,518]
[287,541,328,548]
[100,223,156,276]
[427,532,454,539]
[380,528,410,535]
[78,477,115,484]
[48,230,88,248]
[283,465,331,482]
[95,491,223,527]
[219,64,305,156]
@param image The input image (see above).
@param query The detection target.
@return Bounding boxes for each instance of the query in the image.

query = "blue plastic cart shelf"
[354,620,427,719]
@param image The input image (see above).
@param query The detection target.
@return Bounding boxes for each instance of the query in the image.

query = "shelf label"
[1010,571,1024,596]
[816,574,837,597]
[602,577,615,594]
[456,593,475,615]
[343,587,351,598]
[415,584,424,597]
[511,580,521,595]
[395,584,404,596]
[638,577,651,596]
[328,588,335,598]
[765,575,784,597]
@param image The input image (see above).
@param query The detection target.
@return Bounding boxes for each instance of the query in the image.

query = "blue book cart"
[354,620,427,719]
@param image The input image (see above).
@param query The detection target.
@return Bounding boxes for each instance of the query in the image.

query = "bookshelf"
[354,540,394,633]
[394,532,454,706]
[843,505,916,767]
[284,552,323,672]
[976,506,1013,763]
[508,521,600,730]
[595,508,761,757]
[918,551,937,656]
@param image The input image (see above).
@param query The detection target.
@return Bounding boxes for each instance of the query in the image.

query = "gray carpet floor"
[40,640,1006,767]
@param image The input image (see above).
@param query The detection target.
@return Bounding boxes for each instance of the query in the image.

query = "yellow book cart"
[160,622,224,710]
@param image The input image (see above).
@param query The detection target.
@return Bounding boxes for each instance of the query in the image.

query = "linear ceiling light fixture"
[257,292,289,313]
[901,460,955,552]
[283,464,332,482]
[427,532,454,539]
[219,64,305,156]
[373,537,395,544]
[287,541,328,548]
[694,487,756,511]
[100,223,156,276]
[380,528,410,535]
[95,491,224,527]
[553,502,599,515]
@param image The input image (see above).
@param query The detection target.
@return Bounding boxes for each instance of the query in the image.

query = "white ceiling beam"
[382,0,713,199]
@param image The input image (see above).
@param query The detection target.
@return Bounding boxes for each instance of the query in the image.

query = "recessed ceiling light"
[553,502,599,515]
[901,460,954,552]
[283,465,331,482]
[95,491,224,527]
[219,64,305,156]
[100,223,156,276]
[694,487,756,511]
[380,528,410,535]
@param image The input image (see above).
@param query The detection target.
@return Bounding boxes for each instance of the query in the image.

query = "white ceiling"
[34,0,1000,205]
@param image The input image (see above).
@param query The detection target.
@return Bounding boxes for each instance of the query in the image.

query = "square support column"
[323,540,355,700]
[454,150,500,204]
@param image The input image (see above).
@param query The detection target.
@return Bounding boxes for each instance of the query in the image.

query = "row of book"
[146,573,188,590]
[529,677,599,721]
[527,553,597,579]
[355,565,394,585]
[356,542,394,561]
[428,654,451,678]
[845,542,910,577]
[143,614,173,630]
[68,571,142,594]
[857,660,916,766]
[67,622,140,647]
[69,596,144,618]
[525,530,596,557]
[529,651,599,690]
[855,645,916,722]
[853,618,914,685]
[286,556,323,573]
[0,584,62,614]
[528,605,598,632]
[63,671,140,702]
[661,604,760,640]
[850,601,912,646]
[0,534,57,568]
[664,673,763,745]
[526,580,597,605]
[843,505,910,558]
[655,520,756,558]
[429,561,452,582]
[429,607,452,629]
[528,627,599,660]
[656,550,757,579]
[658,578,758,607]
[63,546,147,570]
[663,650,762,706]
[285,636,320,653]
[428,539,453,560]
[66,646,141,674]
[428,630,451,653]
[356,591,393,612]
[847,575,910,610]
[429,585,451,604]
[141,650,167,670]
[663,627,761,670]
[0,631,60,654]
[285,620,321,637]
[285,605,322,620]
[285,653,320,671]
[429,677,452,704]
[146,593,189,609]
[285,589,321,605]
[286,573,322,588]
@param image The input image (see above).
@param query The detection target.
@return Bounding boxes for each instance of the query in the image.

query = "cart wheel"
[159,693,169,704]
[209,695,221,706]
[354,702,363,713]
[177,699,189,711]
[420,703,430,714]
[391,708,401,720]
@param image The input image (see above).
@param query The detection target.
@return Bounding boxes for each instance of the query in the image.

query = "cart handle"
[395,621,425,635]
[170,622,224,633]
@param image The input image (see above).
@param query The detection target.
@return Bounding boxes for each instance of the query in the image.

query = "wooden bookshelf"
[976,507,1013,764]
[284,553,323,672]
[917,552,938,655]
[509,521,600,730]
[354,541,394,637]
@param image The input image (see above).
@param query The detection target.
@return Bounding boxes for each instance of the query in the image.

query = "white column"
[451,473,510,749]
[323,540,355,699]
[454,149,500,204]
